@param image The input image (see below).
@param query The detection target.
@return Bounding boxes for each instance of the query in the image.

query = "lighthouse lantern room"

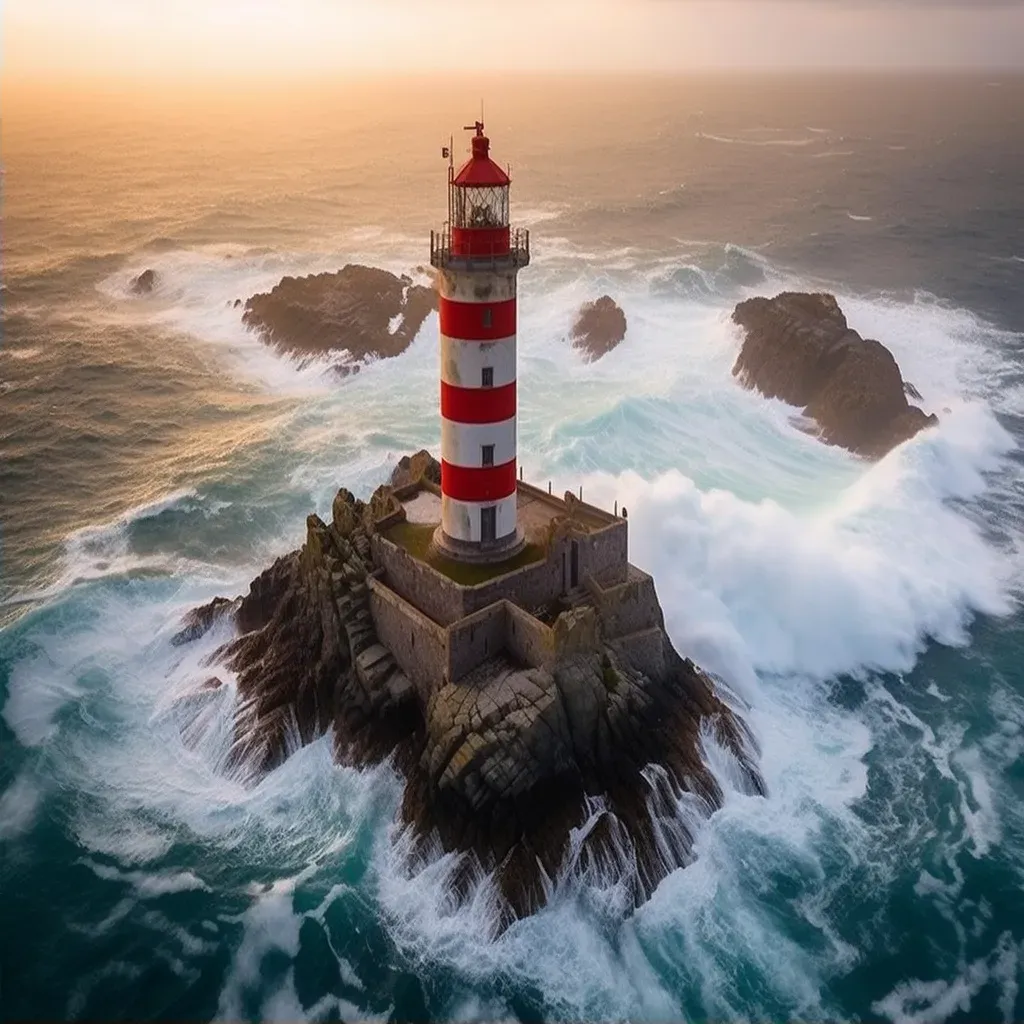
[429,120,530,562]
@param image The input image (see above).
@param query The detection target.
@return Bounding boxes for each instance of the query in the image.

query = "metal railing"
[430,225,531,271]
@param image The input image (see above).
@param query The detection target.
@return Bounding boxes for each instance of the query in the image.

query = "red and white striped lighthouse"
[430,120,530,561]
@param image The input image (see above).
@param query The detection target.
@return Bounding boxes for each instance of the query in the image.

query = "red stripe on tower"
[438,297,517,341]
[441,459,518,502]
[440,381,516,423]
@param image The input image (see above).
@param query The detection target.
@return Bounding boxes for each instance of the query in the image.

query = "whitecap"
[696,131,817,148]
[0,771,45,840]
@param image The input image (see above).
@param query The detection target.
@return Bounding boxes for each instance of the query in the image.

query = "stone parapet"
[584,565,664,640]
[367,562,664,696]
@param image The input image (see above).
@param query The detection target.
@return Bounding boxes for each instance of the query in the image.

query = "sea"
[2,73,1023,1023]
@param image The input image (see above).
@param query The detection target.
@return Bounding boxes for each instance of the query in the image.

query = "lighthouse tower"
[430,121,530,562]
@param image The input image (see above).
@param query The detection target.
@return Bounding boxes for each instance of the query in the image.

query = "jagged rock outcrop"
[172,467,763,925]
[405,630,757,918]
[570,295,627,362]
[241,265,436,374]
[389,449,441,490]
[170,596,238,646]
[732,292,937,457]
[130,269,158,295]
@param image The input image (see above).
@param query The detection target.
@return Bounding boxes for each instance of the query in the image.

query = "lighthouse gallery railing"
[429,226,531,271]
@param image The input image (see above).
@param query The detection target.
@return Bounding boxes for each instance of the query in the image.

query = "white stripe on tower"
[437,269,517,304]
[441,494,518,544]
[440,334,517,389]
[441,417,516,468]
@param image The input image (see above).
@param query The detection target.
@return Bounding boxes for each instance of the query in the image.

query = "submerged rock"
[172,460,763,926]
[570,295,627,362]
[240,265,436,372]
[732,292,937,457]
[130,269,158,295]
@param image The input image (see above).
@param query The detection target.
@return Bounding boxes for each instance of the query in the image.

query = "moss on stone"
[385,520,545,586]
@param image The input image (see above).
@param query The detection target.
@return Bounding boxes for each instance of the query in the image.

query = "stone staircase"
[336,575,413,714]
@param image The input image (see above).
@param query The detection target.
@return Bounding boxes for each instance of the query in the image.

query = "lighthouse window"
[481,444,495,467]
[482,307,493,329]
[481,366,494,388]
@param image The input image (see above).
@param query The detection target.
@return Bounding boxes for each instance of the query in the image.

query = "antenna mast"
[448,133,454,231]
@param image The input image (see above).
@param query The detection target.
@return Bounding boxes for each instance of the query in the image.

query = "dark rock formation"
[570,295,627,362]
[240,265,436,372]
[405,634,759,919]
[732,292,937,457]
[171,468,763,926]
[389,449,441,490]
[170,596,238,646]
[130,269,158,295]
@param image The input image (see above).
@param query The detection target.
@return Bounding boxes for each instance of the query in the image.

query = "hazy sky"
[5,0,1024,80]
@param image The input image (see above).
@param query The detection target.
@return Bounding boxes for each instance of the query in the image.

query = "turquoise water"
[2,75,1024,1021]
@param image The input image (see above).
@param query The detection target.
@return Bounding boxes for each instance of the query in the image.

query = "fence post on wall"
[614,500,618,517]
[579,485,583,501]
[548,480,551,494]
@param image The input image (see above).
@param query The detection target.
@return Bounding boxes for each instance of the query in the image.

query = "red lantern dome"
[452,128,511,187]
[448,121,511,258]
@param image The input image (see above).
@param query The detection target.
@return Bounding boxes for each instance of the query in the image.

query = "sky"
[4,0,1024,81]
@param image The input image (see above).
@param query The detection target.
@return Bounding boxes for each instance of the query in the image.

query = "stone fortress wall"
[365,479,664,694]
[366,574,447,702]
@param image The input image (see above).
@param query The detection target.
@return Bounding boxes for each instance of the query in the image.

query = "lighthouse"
[429,121,531,562]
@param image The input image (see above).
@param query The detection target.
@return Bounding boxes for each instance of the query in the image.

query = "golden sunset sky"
[4,0,1024,82]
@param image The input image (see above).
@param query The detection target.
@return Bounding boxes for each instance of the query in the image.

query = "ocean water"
[2,74,1024,1022]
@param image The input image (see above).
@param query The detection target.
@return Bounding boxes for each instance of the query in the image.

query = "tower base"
[430,525,527,565]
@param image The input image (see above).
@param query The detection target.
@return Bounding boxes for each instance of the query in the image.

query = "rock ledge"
[241,265,436,375]
[732,291,937,457]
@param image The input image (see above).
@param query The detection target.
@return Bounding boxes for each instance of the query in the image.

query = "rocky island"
[130,268,158,295]
[570,295,627,361]
[732,291,937,457]
[240,265,436,376]
[172,451,764,924]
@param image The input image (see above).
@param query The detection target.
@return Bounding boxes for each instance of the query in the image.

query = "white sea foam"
[0,488,227,617]
[81,858,212,896]
[1,345,43,361]
[872,931,1023,1024]
[215,886,303,1021]
[0,771,45,840]
[697,131,818,148]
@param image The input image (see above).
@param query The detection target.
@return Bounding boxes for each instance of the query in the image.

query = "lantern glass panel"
[452,185,509,229]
